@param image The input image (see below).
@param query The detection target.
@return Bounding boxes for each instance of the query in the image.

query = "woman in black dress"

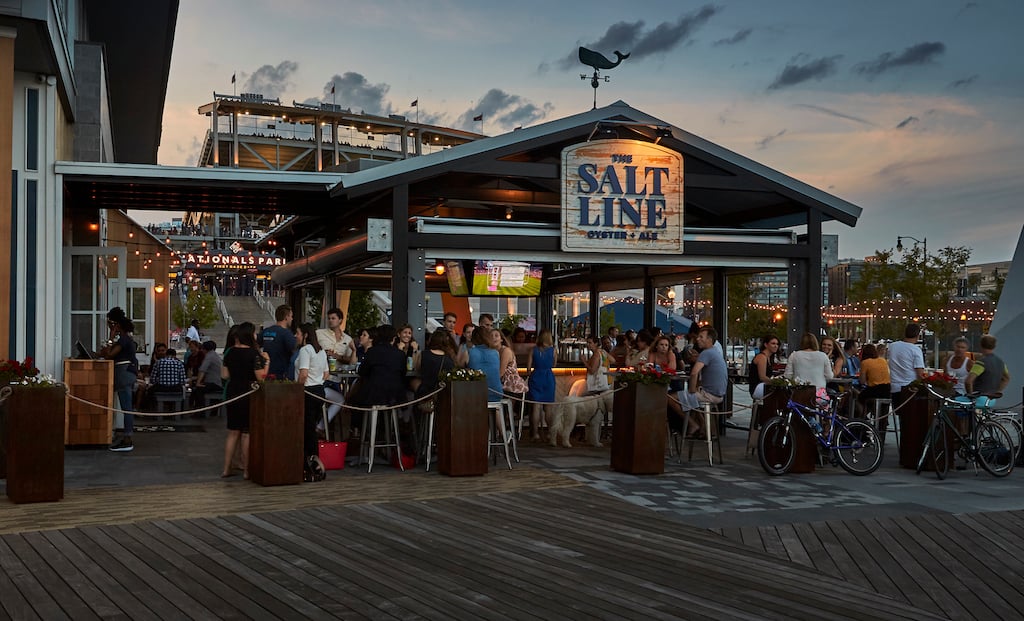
[221,322,268,478]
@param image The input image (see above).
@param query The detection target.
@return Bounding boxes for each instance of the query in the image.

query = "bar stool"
[486,399,514,470]
[361,406,404,473]
[201,391,224,417]
[746,398,764,457]
[681,402,724,465]
[871,398,899,451]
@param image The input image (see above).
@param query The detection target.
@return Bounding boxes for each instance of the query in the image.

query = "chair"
[201,391,224,417]
[486,399,514,470]
[361,406,404,473]
[152,386,187,415]
[681,402,724,465]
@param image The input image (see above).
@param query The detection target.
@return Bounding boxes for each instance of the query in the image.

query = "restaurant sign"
[181,252,286,271]
[561,139,683,254]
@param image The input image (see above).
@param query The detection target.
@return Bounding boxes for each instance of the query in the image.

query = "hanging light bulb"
[434,260,446,276]
[505,206,513,220]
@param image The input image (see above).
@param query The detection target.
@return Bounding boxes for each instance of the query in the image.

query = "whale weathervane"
[578,46,630,109]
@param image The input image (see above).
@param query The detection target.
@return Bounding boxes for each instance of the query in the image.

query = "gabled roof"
[331,100,862,229]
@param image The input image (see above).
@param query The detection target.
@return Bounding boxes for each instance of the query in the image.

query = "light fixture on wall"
[434,260,446,276]
[154,283,165,294]
[505,206,513,220]
[88,222,99,232]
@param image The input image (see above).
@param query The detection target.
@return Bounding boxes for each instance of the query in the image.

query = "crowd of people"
[101,301,1011,479]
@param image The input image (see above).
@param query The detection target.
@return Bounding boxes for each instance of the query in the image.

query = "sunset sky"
[152,0,1024,264]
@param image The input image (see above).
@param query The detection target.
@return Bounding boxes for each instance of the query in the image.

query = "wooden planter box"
[898,387,952,470]
[765,387,819,474]
[611,381,668,475]
[63,359,114,446]
[436,380,488,477]
[5,385,65,503]
[248,382,304,486]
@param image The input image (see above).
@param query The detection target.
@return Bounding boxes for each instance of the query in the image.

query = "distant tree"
[727,275,774,344]
[498,314,525,334]
[848,245,972,311]
[599,307,620,337]
[986,268,1006,304]
[172,289,220,330]
[346,290,383,334]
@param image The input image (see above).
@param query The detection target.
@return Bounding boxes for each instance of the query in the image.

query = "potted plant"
[0,357,65,503]
[611,364,671,475]
[248,377,304,486]
[899,371,956,469]
[436,368,488,476]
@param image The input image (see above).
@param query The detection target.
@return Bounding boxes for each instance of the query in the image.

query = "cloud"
[948,74,978,89]
[241,61,299,99]
[321,72,392,116]
[713,28,752,47]
[895,116,919,129]
[457,88,553,131]
[853,42,945,78]
[553,5,719,70]
[756,128,786,149]
[768,55,842,90]
[957,2,979,16]
[792,103,873,126]
[631,5,719,58]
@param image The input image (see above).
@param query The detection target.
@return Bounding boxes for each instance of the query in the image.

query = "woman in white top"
[784,332,834,390]
[945,336,972,396]
[584,335,612,393]
[296,323,330,467]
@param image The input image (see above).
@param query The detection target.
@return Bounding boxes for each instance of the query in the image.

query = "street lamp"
[896,235,927,265]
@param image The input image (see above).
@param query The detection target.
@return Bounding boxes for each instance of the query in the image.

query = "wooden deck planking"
[0,536,69,620]
[469,489,935,621]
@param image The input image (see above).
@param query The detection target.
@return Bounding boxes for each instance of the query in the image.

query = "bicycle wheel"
[834,420,883,475]
[975,420,1015,477]
[758,416,796,475]
[992,414,1023,466]
[930,424,949,480]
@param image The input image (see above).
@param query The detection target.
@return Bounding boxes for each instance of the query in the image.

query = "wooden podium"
[611,382,668,475]
[436,380,488,476]
[249,382,304,486]
[63,359,114,445]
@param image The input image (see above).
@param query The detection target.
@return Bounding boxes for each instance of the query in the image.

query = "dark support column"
[806,209,823,338]
[321,275,335,327]
[588,281,600,338]
[713,269,728,345]
[391,185,410,326]
[539,292,554,334]
[407,248,426,344]
[643,274,656,329]
[787,259,807,352]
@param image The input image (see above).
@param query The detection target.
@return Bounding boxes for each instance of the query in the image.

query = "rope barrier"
[302,382,447,412]
[63,382,261,418]
[485,384,628,407]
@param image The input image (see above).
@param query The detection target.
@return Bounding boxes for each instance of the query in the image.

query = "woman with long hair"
[295,323,329,471]
[749,334,782,400]
[221,322,268,478]
[820,336,846,378]
[102,307,138,452]
[784,332,833,390]
[527,329,559,445]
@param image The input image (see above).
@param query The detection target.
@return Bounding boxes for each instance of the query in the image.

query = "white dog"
[556,390,613,448]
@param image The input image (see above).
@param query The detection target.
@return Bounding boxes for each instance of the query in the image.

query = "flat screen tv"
[472,261,543,297]
[445,260,470,296]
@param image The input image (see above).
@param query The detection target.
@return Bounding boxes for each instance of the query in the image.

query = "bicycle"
[915,385,1014,479]
[988,408,1023,466]
[758,388,884,476]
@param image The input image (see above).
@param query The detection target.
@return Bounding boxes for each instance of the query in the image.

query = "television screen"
[445,260,470,296]
[472,261,543,296]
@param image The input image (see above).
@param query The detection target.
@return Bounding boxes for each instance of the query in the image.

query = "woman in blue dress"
[527,329,558,444]
[468,326,503,403]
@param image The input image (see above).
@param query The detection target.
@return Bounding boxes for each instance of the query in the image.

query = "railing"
[253,290,279,323]
[212,286,233,327]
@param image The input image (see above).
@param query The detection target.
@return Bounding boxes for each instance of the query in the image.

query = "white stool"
[361,406,404,473]
[681,402,723,465]
[872,398,899,451]
[486,400,514,470]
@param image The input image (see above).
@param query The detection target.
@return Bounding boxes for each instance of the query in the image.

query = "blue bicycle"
[758,388,884,476]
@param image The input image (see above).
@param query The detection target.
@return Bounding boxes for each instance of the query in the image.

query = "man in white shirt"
[889,323,926,407]
[316,307,357,365]
[185,319,201,343]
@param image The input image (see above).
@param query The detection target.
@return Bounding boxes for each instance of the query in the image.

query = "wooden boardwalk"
[0,484,952,620]
[715,510,1024,621]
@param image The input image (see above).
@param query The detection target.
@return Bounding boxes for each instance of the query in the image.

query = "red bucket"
[391,451,416,470]
[318,441,347,470]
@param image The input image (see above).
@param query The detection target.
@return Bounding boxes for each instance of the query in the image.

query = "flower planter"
[4,385,66,503]
[436,380,488,477]
[611,381,668,475]
[898,387,951,470]
[248,382,304,486]
[761,386,819,473]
